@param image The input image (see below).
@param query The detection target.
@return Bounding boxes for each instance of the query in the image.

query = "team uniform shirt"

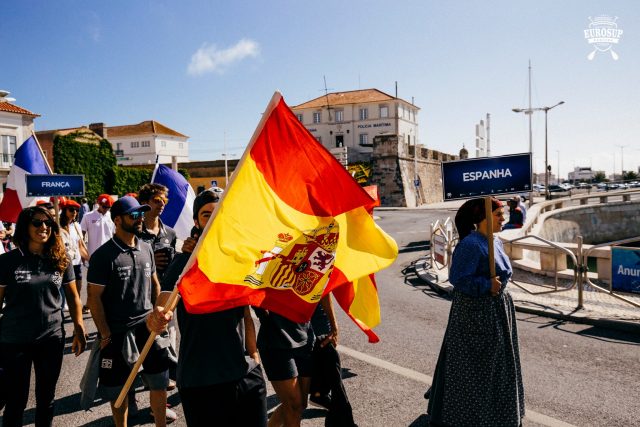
[139,219,177,279]
[0,248,74,344]
[87,236,155,334]
[162,253,250,388]
[80,210,115,257]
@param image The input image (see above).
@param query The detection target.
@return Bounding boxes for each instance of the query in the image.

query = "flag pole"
[30,131,60,223]
[484,196,496,278]
[114,286,182,408]
[150,155,160,183]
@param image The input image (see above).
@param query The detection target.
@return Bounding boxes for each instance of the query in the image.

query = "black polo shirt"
[162,253,249,388]
[139,219,177,279]
[0,248,74,344]
[87,236,156,334]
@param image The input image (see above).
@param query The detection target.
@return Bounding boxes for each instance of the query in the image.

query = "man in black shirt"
[161,190,267,427]
[87,196,173,427]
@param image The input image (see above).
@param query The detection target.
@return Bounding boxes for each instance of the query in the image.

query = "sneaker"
[151,406,178,424]
[166,379,176,391]
[82,305,90,314]
[309,394,331,410]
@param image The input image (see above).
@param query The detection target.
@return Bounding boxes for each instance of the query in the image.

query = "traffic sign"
[26,174,85,197]
[441,153,532,200]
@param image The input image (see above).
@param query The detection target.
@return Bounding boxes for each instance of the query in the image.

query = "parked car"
[547,184,567,193]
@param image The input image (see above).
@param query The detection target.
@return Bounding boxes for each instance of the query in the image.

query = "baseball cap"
[193,190,220,220]
[110,196,150,219]
[97,194,114,207]
[64,199,81,209]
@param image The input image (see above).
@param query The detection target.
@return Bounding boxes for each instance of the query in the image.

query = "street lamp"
[513,101,564,199]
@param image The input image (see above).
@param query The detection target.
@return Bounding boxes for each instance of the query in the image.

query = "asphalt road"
[4,207,640,426]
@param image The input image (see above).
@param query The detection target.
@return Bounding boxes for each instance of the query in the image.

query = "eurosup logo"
[584,16,623,60]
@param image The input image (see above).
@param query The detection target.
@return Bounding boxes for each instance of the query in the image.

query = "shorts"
[259,339,314,381]
[99,323,170,401]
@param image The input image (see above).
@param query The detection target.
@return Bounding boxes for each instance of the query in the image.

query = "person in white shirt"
[80,194,115,257]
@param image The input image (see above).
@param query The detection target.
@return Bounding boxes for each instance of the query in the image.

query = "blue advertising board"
[441,153,532,200]
[611,247,640,294]
[26,174,85,197]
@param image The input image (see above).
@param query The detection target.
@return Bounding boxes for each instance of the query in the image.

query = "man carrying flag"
[0,135,50,223]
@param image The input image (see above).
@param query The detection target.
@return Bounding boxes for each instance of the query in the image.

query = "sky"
[2,0,639,179]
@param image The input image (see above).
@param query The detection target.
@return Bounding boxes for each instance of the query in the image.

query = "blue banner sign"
[441,153,532,200]
[26,174,85,197]
[611,247,640,294]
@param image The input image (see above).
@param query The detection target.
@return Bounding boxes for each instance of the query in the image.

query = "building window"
[179,142,184,149]
[141,140,150,147]
[313,112,321,124]
[359,133,369,145]
[161,141,167,148]
[1,135,17,165]
[130,141,139,148]
[380,105,389,118]
[335,109,344,122]
[296,114,303,122]
[359,108,368,120]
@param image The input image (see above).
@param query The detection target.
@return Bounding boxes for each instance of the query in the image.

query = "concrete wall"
[539,201,640,244]
[371,134,458,207]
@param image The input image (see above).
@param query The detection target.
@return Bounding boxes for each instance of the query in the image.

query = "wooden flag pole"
[113,286,182,408]
[484,196,496,278]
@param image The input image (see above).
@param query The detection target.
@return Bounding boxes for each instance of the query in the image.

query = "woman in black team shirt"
[0,206,87,427]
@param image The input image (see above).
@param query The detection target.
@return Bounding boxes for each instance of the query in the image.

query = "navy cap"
[110,196,151,219]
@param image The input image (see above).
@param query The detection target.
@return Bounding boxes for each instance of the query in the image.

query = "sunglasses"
[68,208,79,213]
[152,196,168,204]
[127,211,145,220]
[31,219,56,228]
[101,205,111,209]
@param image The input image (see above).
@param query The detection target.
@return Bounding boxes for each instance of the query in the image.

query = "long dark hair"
[59,206,76,228]
[14,206,70,272]
[454,197,502,240]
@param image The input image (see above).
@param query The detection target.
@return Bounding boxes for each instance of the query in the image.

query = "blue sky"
[2,0,638,178]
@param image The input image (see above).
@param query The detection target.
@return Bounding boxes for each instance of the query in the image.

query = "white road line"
[338,345,577,427]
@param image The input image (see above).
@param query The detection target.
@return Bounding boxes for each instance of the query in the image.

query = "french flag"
[151,164,196,240]
[0,136,50,223]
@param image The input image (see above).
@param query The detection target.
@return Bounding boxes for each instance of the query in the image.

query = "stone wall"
[539,201,640,244]
[371,134,458,207]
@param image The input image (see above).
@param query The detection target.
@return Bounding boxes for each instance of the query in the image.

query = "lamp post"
[513,101,564,199]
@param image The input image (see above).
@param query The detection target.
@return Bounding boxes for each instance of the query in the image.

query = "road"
[4,207,640,426]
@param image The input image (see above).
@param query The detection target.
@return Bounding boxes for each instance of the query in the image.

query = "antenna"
[321,75,333,121]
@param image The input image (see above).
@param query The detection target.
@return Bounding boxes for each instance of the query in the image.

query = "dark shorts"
[259,339,314,381]
[99,322,170,400]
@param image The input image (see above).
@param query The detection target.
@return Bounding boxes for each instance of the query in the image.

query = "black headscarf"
[454,197,502,240]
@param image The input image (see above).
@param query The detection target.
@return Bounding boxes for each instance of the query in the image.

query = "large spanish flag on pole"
[178,92,397,340]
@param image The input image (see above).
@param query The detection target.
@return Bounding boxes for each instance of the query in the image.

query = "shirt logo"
[101,358,113,369]
[52,271,63,286]
[15,270,31,284]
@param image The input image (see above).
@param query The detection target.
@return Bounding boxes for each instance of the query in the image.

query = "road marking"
[338,345,577,427]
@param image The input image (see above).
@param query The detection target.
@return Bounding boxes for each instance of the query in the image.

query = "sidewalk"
[414,258,640,333]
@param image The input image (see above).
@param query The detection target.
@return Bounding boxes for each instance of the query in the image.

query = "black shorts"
[259,339,314,381]
[99,322,170,399]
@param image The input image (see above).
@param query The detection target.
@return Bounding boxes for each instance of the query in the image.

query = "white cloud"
[187,38,260,76]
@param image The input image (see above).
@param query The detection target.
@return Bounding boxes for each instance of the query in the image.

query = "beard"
[121,220,143,236]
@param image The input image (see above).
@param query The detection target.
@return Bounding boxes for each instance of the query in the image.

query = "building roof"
[106,120,188,138]
[0,101,40,117]
[291,88,419,110]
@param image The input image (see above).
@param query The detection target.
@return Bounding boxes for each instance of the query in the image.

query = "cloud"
[187,39,260,76]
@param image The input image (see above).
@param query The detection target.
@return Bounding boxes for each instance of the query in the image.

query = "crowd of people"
[0,186,356,427]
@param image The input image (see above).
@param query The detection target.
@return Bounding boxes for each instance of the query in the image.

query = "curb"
[413,259,640,334]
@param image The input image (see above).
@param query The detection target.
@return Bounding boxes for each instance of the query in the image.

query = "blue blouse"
[449,231,513,297]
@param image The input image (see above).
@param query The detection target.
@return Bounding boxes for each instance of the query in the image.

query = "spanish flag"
[178,92,398,341]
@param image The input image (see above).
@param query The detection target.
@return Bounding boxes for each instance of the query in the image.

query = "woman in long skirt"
[427,197,525,427]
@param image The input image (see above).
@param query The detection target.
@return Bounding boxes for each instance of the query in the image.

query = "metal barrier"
[429,218,455,272]
[580,235,640,309]
[503,234,579,295]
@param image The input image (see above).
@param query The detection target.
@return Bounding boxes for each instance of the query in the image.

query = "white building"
[568,166,596,182]
[291,89,419,163]
[0,93,39,191]
[106,121,189,165]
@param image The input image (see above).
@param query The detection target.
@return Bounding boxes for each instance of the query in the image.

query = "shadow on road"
[401,260,450,302]
[399,240,430,254]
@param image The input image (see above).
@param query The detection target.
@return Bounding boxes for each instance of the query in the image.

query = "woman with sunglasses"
[60,200,90,312]
[0,206,87,427]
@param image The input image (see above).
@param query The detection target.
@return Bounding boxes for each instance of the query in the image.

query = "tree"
[623,170,638,181]
[593,171,606,183]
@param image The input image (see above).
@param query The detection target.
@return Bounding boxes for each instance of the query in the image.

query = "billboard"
[611,247,640,294]
[441,153,532,200]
